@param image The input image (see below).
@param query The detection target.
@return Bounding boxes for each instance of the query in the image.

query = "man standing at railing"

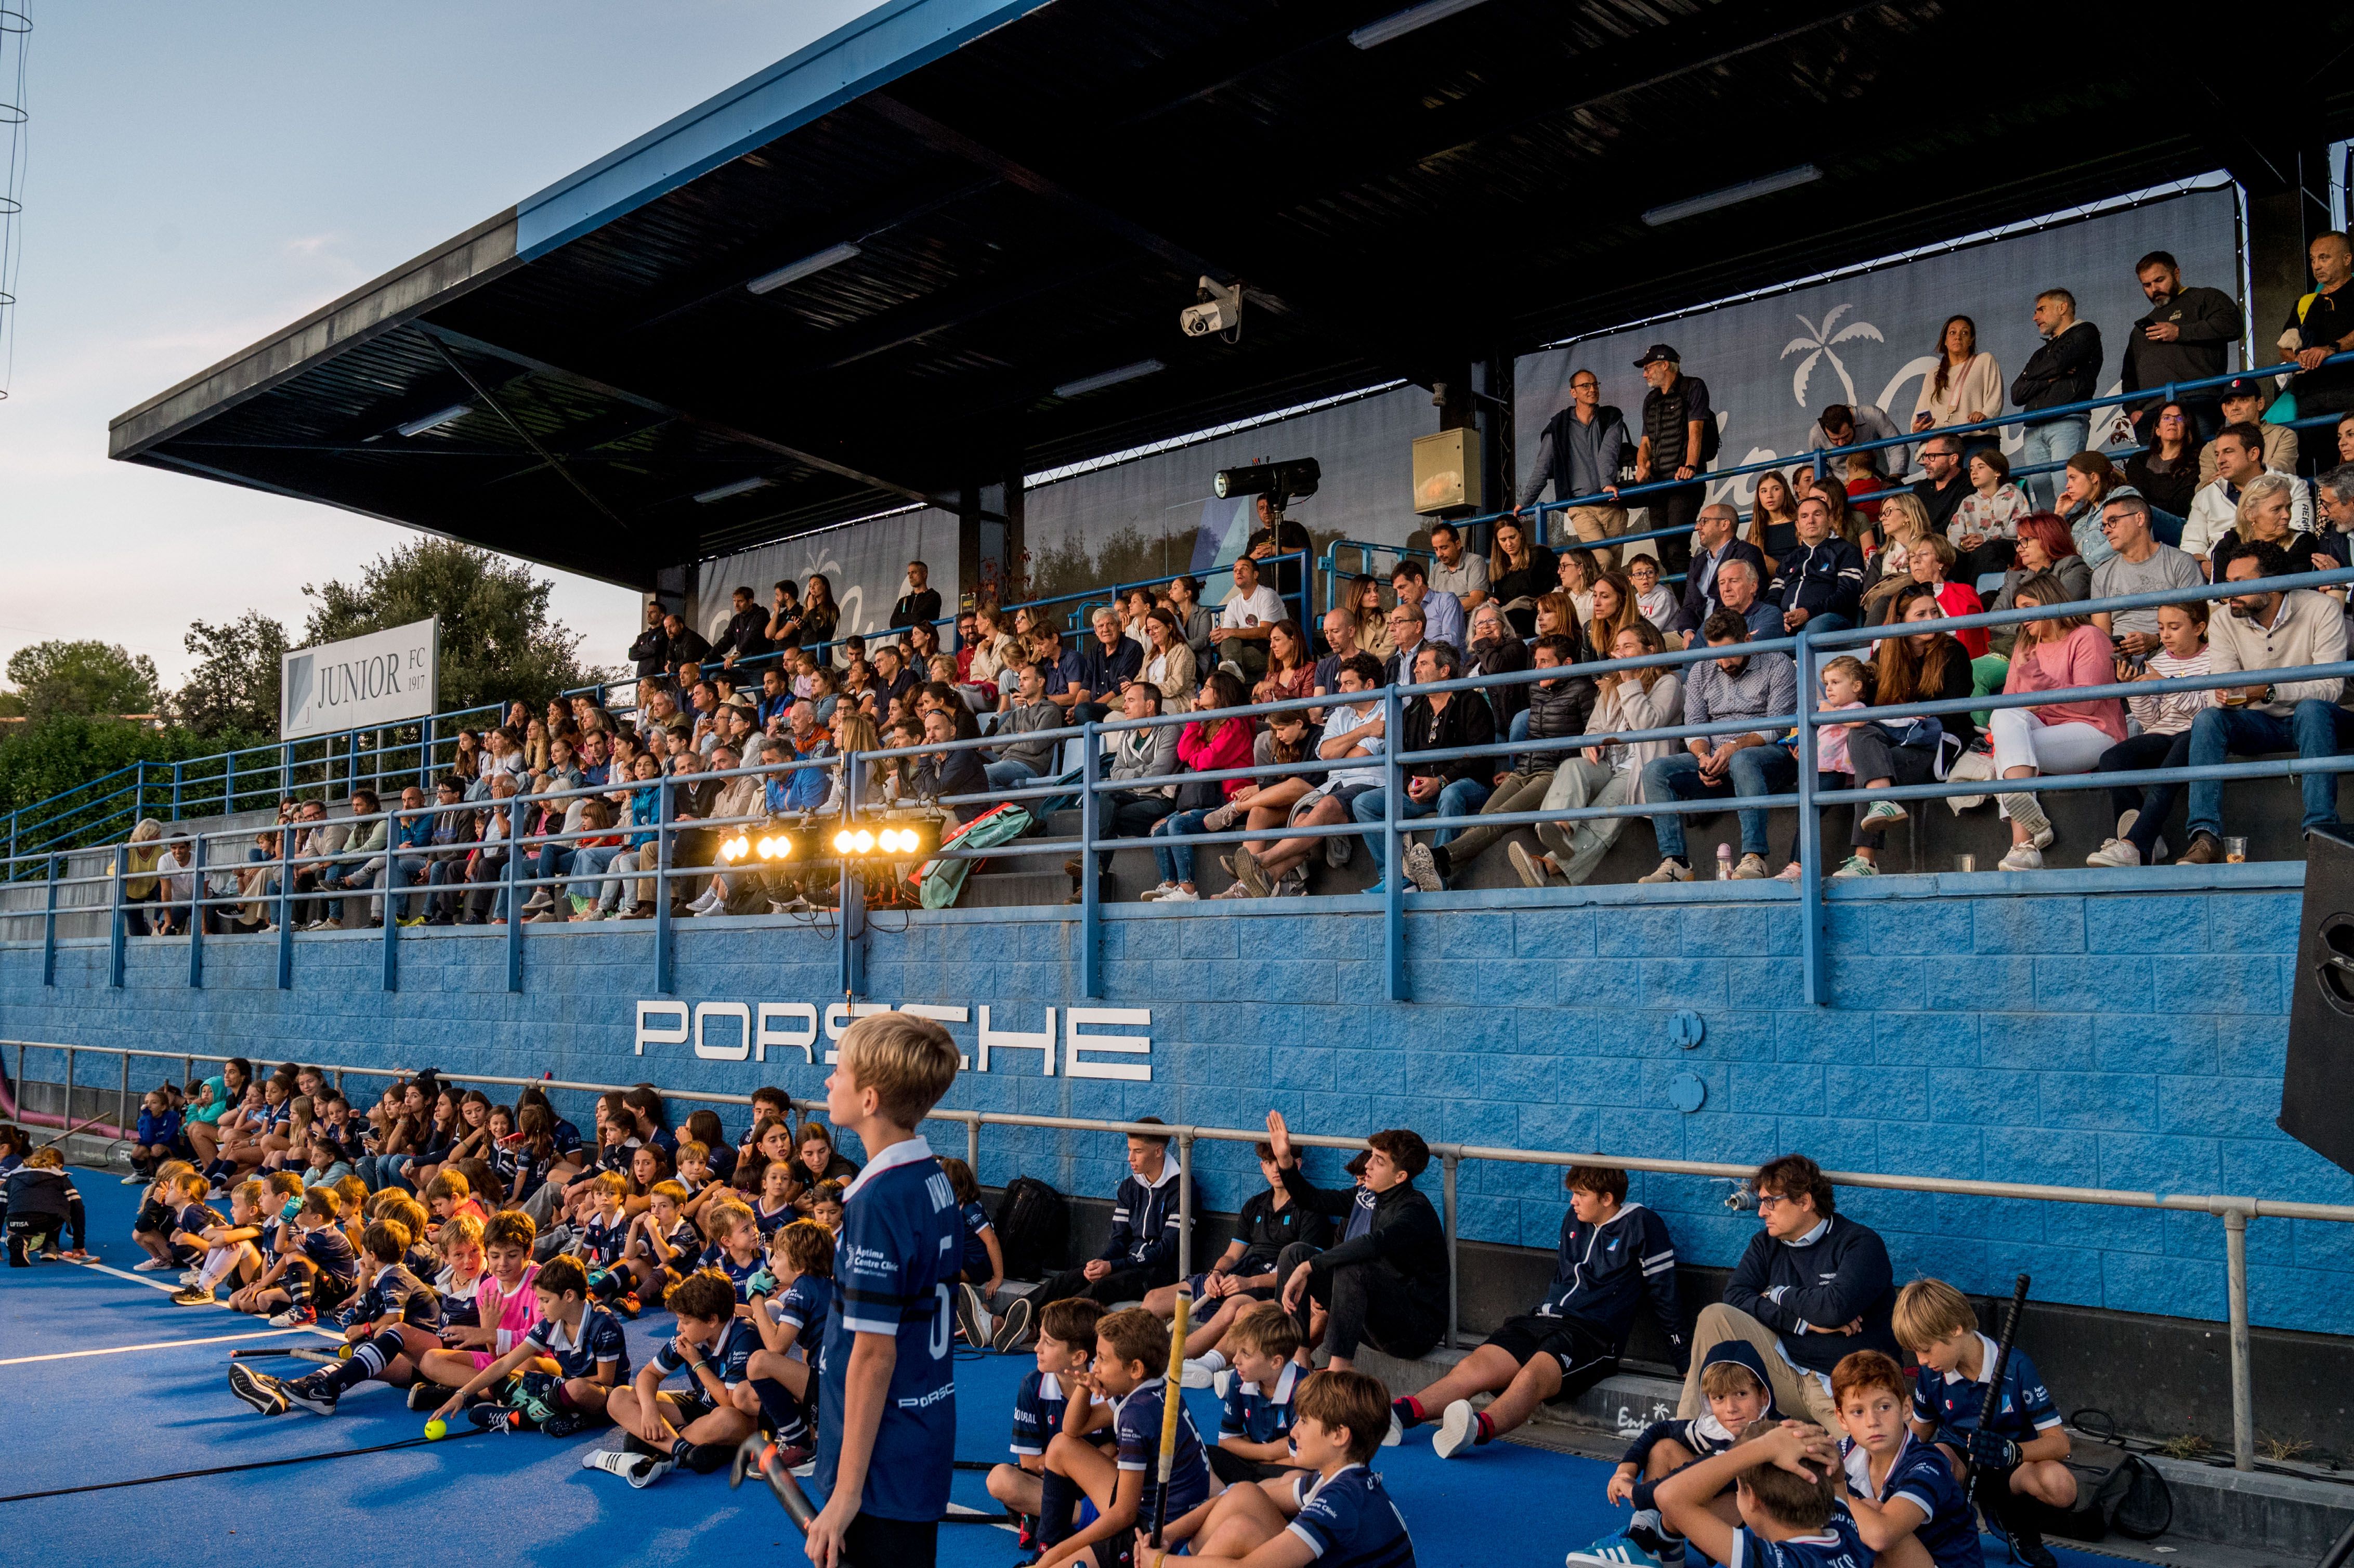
[1636,611,1797,883]
[2123,250,2242,443]
[2011,290,2104,513]
[1631,345,1711,575]
[2286,232,2354,473]
[712,585,772,671]
[629,603,672,689]
[1518,367,1637,567]
[2179,541,2353,861]
[888,559,941,634]
[1246,496,1313,609]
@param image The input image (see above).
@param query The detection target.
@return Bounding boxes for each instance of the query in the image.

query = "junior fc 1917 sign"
[635,1000,1153,1081]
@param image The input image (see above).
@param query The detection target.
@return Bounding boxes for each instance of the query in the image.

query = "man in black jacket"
[2011,290,2103,511]
[1674,504,1767,636]
[887,559,942,633]
[1631,345,1709,574]
[628,603,672,685]
[2123,251,2243,443]
[1767,494,1864,633]
[711,585,772,670]
[1032,1117,1200,1310]
[1677,1153,1897,1428]
[1349,642,1493,894]
[661,611,713,674]
[1267,1111,1447,1374]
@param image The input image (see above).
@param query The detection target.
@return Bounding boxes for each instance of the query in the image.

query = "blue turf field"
[0,1172,2118,1567]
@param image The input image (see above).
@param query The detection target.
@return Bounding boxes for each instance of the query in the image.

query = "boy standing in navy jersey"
[806,1012,965,1568]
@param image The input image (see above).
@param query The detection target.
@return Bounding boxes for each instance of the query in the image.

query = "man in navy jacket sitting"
[1033,1116,1200,1308]
[1675,1152,1897,1428]
[1767,493,1865,634]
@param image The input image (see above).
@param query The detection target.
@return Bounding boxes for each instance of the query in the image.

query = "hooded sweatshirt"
[1618,1339,1783,1510]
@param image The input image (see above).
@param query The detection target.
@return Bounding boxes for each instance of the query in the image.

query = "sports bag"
[992,1175,1069,1279]
[916,803,1034,909]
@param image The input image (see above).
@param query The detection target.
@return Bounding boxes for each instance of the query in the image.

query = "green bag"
[918,803,1035,908]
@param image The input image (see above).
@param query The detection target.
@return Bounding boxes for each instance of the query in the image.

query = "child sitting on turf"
[1172,1141,1328,1385]
[939,1155,1008,1349]
[375,1191,440,1282]
[988,1297,1109,1548]
[431,1252,628,1438]
[1829,1349,1977,1568]
[172,1178,272,1305]
[1211,1302,1309,1485]
[230,1218,447,1417]
[411,1209,540,1406]
[127,1086,184,1183]
[614,1178,699,1308]
[588,1266,764,1487]
[1146,1368,1414,1568]
[809,1179,844,1236]
[129,1159,199,1271]
[698,1197,766,1298]
[3,1146,88,1265]
[434,1211,487,1327]
[164,1170,229,1272]
[424,1169,488,1234]
[742,1218,836,1464]
[248,1187,362,1327]
[752,1154,799,1239]
[1653,1420,1865,1568]
[1570,1340,1778,1567]
[1897,1277,2074,1567]
[1033,1305,1215,1568]
[568,1170,634,1309]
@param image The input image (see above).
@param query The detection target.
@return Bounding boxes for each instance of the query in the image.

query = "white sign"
[280,617,440,739]
[635,999,1153,1082]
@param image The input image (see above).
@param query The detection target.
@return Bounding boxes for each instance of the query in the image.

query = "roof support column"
[2235,139,2335,373]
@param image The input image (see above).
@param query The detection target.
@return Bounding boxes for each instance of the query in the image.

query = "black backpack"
[992,1175,1069,1280]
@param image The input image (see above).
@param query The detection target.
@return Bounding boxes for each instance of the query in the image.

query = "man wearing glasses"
[2088,489,2202,660]
[1516,368,1638,569]
[1381,601,1430,688]
[1909,436,1969,537]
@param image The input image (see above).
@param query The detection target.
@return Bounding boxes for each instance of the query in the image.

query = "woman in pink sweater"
[1991,570,2126,870]
[1142,671,1257,902]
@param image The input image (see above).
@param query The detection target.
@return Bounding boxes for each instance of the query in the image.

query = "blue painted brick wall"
[6,884,2349,1336]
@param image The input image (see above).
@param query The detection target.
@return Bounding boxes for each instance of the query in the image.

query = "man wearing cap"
[1516,367,1638,568]
[1804,401,1907,483]
[2122,250,2243,442]
[2196,377,2299,486]
[1631,344,1711,574]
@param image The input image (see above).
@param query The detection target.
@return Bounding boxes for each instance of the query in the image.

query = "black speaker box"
[2283,826,2354,1177]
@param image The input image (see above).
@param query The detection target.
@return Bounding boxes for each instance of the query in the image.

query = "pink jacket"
[2003,623,2126,741]
[1178,717,1257,801]
[478,1260,542,1356]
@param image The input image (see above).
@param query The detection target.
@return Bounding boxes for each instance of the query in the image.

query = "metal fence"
[6,1036,2344,1472]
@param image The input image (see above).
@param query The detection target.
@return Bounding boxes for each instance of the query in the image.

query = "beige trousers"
[1675,1301,1840,1428]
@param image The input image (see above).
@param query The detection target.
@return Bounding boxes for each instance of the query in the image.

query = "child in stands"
[1897,1277,2074,1567]
[3,1147,87,1265]
[744,1218,836,1463]
[434,1252,627,1438]
[939,1155,1005,1348]
[1146,1368,1415,1568]
[1830,1349,1977,1568]
[588,1267,763,1487]
[1212,1302,1308,1484]
[411,1209,540,1408]
[988,1297,1109,1549]
[126,1086,184,1183]
[1653,1421,1866,1568]
[1570,1341,1778,1568]
[1033,1306,1213,1568]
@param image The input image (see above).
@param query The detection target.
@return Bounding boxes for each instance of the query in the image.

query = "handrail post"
[1442,1149,1460,1350]
[279,739,291,802]
[2224,1207,2254,1472]
[1080,720,1102,999]
[1176,1131,1195,1280]
[504,802,522,994]
[653,778,675,996]
[109,844,127,989]
[120,1049,131,1143]
[966,1116,980,1182]
[276,825,294,991]
[188,834,205,989]
[382,825,399,994]
[41,852,57,987]
[1795,626,1826,1005]
[171,761,184,821]
[132,761,145,825]
[1382,685,1406,1002]
[421,716,436,793]
[839,751,866,998]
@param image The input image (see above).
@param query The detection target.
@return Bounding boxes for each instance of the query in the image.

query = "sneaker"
[1732,852,1770,879]
[408,1382,458,1412]
[2085,838,2141,868]
[1997,791,2054,847]
[268,1304,317,1328]
[1402,842,1443,893]
[469,1401,528,1433]
[1180,1357,1218,1390]
[955,1283,989,1349]
[1209,883,1253,899]
[1858,800,1907,832]
[1832,855,1878,878]
[781,1444,816,1476]
[280,1374,339,1416]
[1997,843,2044,872]
[179,1269,205,1287]
[539,1409,594,1439]
[1156,886,1199,902]
[1508,842,1557,889]
[132,1257,173,1272]
[1773,860,1803,882]
[121,1172,147,1185]
[990,1295,1035,1353]
[1212,1367,1237,1401]
[1637,858,1692,884]
[1431,1399,1480,1459]
[1382,1409,1403,1447]
[2006,1531,2058,1568]
[171,1285,216,1306]
[1136,881,1180,902]
[228,1364,289,1416]
[583,1447,660,1484]
[2178,831,2224,864]
[1325,832,1353,868]
[1565,1535,1666,1568]
[1201,802,1241,833]
[1234,846,1273,898]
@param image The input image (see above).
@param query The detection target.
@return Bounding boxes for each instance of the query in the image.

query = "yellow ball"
[424,1418,449,1441]
[337,1344,353,1359]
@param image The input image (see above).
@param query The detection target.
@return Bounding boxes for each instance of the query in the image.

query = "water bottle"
[1715,843,1733,880]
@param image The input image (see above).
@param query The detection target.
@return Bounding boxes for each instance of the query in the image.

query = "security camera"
[1181,276,1243,341]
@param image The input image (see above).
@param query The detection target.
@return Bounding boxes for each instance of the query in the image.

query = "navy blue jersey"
[1231,1187,1328,1273]
[1536,1200,1684,1364]
[697,1243,763,1300]
[175,1200,226,1238]
[1342,1186,1376,1242]
[753,1197,796,1239]
[1725,1505,1869,1568]
[550,1117,585,1156]
[1842,1432,1979,1568]
[1114,1379,1211,1523]
[817,1137,961,1524]
[958,1198,993,1280]
[652,1318,762,1388]
[298,1224,360,1285]
[1010,1368,1077,1458]
[525,1303,631,1382]
[435,1268,482,1329]
[648,1218,700,1268]
[401,1243,439,1282]
[1911,1336,2061,1445]
[1221,1358,1302,1446]
[341,1263,441,1332]
[574,1211,627,1269]
[775,1272,832,1347]
[1288,1465,1416,1568]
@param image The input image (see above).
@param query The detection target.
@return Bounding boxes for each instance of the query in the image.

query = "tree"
[175,610,288,738]
[299,538,602,714]
[3,639,161,721]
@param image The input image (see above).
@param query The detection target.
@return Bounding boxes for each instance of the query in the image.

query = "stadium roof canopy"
[110,0,2354,589]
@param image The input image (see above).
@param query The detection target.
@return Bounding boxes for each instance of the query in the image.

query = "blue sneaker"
[1565,1536,1665,1568]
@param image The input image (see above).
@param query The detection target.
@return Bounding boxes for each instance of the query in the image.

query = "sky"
[0,0,883,691]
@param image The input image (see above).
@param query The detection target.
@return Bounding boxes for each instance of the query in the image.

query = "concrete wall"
[5,876,2351,1340]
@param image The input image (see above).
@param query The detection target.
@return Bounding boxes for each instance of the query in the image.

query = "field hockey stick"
[1148,1289,1193,1554]
[1960,1273,2031,1504]
[731,1435,842,1563]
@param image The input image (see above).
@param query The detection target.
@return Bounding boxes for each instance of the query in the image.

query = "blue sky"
[0,0,880,688]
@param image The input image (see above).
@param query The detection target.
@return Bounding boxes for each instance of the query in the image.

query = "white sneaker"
[1773,860,1803,882]
[1997,791,2054,848]
[1731,852,1770,880]
[1157,886,1199,902]
[1637,858,1693,884]
[2116,808,2139,843]
[2086,838,2141,868]
[1859,800,1907,831]
[1212,1367,1237,1401]
[1137,881,1180,901]
[1998,843,2045,871]
[133,1257,173,1272]
[1383,1409,1404,1447]
[1181,1357,1218,1390]
[1431,1399,1480,1459]
[121,1172,146,1185]
[1402,842,1443,892]
[1832,855,1879,879]
[583,1447,659,1484]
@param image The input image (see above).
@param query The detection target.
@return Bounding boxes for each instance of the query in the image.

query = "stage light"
[747,242,860,295]
[833,828,855,854]
[853,829,875,854]
[397,403,472,438]
[1213,458,1320,506]
[1642,165,1822,227]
